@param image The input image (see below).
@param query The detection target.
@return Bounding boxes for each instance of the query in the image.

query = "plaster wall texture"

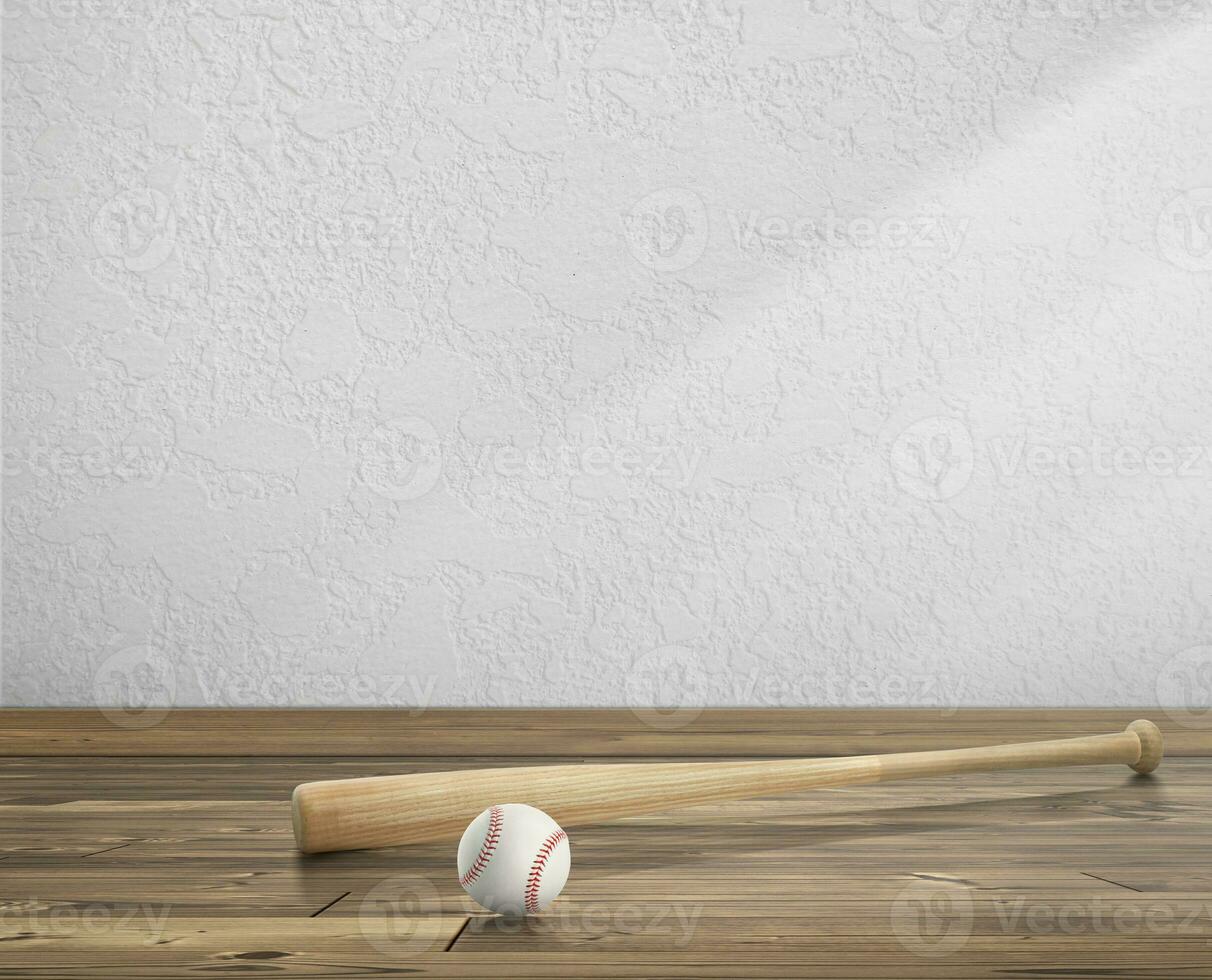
[2,0,1211,711]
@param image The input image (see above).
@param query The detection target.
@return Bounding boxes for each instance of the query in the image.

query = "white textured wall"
[3,0,1211,712]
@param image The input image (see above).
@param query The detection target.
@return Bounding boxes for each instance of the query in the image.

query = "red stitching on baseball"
[523,829,567,915]
[459,805,504,888]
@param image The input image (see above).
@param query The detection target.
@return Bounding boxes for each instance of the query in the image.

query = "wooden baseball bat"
[292,719,1163,853]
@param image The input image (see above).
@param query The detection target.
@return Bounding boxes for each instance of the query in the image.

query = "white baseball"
[457,803,571,916]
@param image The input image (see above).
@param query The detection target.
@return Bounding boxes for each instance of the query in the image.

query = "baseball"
[457,803,571,916]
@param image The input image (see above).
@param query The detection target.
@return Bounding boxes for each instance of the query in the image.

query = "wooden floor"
[1,712,1210,977]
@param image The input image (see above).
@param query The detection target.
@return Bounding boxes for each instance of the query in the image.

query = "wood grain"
[1,713,1210,977]
[4,707,1211,757]
[292,724,1161,852]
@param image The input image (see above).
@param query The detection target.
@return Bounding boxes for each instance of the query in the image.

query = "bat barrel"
[292,757,883,853]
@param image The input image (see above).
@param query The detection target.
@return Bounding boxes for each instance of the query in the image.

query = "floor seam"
[444,916,472,952]
[1081,871,1143,892]
[81,842,135,857]
[309,891,351,917]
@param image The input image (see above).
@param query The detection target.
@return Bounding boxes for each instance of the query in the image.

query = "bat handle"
[874,719,1164,782]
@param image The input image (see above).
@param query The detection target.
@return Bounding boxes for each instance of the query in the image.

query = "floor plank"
[0,751,1209,977]
[4,708,1209,756]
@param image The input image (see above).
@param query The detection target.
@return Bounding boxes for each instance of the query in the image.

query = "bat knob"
[1126,719,1163,774]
